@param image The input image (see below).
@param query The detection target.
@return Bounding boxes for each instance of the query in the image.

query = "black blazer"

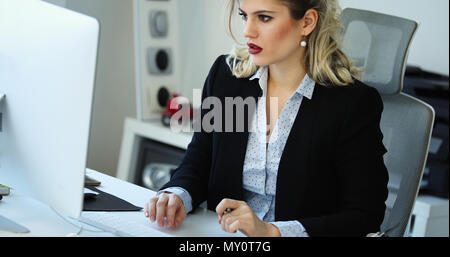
[161,55,389,237]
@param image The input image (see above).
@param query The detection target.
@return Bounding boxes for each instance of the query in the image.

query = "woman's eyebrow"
[238,8,277,15]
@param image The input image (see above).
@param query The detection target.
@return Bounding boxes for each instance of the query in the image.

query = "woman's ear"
[301,9,319,36]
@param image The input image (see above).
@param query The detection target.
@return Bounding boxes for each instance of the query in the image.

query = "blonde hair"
[224,0,361,86]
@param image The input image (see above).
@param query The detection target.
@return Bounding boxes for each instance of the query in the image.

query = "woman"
[145,0,389,237]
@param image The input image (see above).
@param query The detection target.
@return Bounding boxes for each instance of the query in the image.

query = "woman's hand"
[145,192,186,228]
[215,198,281,237]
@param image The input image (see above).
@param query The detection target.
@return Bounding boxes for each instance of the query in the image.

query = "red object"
[162,94,193,126]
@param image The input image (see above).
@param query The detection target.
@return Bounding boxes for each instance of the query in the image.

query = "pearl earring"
[300,40,307,47]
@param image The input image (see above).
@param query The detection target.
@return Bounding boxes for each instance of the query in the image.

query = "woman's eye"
[238,12,247,21]
[238,12,271,22]
[259,15,272,22]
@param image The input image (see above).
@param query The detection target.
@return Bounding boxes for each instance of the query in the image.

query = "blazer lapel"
[213,79,262,201]
[275,86,319,219]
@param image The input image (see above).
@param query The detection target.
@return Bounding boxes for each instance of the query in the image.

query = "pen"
[224,208,234,214]
[219,208,234,225]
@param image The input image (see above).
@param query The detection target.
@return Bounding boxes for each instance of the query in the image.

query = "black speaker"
[157,87,170,107]
[147,47,173,74]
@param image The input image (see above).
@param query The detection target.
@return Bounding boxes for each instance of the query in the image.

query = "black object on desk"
[85,175,101,187]
[83,186,142,212]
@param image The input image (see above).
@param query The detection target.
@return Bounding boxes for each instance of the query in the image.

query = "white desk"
[0,169,243,237]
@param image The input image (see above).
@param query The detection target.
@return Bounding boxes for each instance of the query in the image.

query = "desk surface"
[0,169,243,237]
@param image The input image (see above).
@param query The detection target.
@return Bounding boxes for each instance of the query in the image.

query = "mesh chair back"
[341,8,418,95]
[380,94,434,236]
[341,8,435,236]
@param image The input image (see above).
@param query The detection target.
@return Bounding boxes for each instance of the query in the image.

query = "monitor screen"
[0,0,99,218]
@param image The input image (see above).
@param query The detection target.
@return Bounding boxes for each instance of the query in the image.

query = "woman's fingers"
[146,197,158,222]
[217,201,264,236]
[155,194,169,227]
[145,193,186,228]
[166,194,185,228]
[221,213,231,232]
[165,196,178,227]
[222,214,242,234]
[216,198,244,217]
[216,199,250,234]
[174,207,186,228]
[228,220,241,234]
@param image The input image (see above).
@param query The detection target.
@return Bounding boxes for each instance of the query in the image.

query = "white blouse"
[162,66,316,237]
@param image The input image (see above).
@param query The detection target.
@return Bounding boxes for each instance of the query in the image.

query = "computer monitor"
[0,0,99,219]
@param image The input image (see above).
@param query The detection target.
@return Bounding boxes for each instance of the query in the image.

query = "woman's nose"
[243,19,257,39]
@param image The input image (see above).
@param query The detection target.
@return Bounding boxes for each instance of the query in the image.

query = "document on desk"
[83,186,142,212]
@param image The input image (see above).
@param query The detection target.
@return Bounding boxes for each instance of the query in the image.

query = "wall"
[64,0,137,177]
[177,0,240,101]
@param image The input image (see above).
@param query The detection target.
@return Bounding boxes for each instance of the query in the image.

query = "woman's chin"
[250,55,269,67]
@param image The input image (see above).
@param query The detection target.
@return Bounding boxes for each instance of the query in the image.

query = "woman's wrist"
[266,222,282,237]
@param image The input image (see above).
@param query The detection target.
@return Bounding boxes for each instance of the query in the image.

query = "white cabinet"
[117,117,192,183]
[410,195,449,237]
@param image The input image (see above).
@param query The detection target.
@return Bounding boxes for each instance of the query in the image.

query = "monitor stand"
[0,215,30,233]
[0,94,28,233]
[0,93,4,132]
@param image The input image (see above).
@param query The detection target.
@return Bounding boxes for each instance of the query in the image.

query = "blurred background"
[41,0,448,203]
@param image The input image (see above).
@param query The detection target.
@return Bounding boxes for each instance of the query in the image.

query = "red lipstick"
[248,43,263,55]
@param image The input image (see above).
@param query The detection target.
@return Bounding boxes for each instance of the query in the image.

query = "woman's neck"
[268,50,307,93]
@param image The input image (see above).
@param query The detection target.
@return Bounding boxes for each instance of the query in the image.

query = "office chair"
[340,8,435,237]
